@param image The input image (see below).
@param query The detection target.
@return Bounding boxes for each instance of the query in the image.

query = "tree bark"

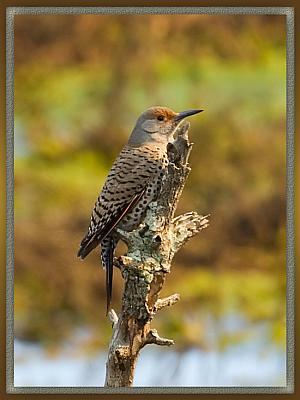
[104,121,210,387]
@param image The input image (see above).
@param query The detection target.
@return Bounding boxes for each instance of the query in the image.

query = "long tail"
[100,236,116,315]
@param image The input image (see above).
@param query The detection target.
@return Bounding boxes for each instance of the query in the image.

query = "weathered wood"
[104,121,210,387]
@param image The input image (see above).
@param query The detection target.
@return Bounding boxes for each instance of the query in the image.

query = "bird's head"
[128,106,203,147]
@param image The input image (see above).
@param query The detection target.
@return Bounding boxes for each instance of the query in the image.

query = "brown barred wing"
[77,187,146,259]
[77,145,160,259]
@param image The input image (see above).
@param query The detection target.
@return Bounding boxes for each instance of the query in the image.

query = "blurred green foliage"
[14,14,286,351]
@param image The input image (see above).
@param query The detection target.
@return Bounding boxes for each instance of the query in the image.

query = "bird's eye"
[157,115,164,121]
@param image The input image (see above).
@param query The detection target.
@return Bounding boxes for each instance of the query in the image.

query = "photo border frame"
[6,6,295,395]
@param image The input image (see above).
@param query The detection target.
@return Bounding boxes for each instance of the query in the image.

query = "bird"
[77,106,203,313]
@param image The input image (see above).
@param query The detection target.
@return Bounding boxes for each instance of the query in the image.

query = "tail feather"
[101,236,116,315]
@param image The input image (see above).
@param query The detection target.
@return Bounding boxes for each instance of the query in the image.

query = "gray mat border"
[6,6,295,395]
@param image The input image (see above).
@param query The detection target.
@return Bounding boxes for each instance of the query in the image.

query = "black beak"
[174,109,204,122]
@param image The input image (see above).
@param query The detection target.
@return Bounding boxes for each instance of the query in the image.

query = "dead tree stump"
[104,121,210,387]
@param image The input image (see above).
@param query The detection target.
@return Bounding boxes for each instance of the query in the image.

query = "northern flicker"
[77,106,203,313]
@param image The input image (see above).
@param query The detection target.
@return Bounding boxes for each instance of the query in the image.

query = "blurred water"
[14,314,286,387]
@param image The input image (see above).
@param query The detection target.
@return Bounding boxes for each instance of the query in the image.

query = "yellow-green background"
[14,14,286,355]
